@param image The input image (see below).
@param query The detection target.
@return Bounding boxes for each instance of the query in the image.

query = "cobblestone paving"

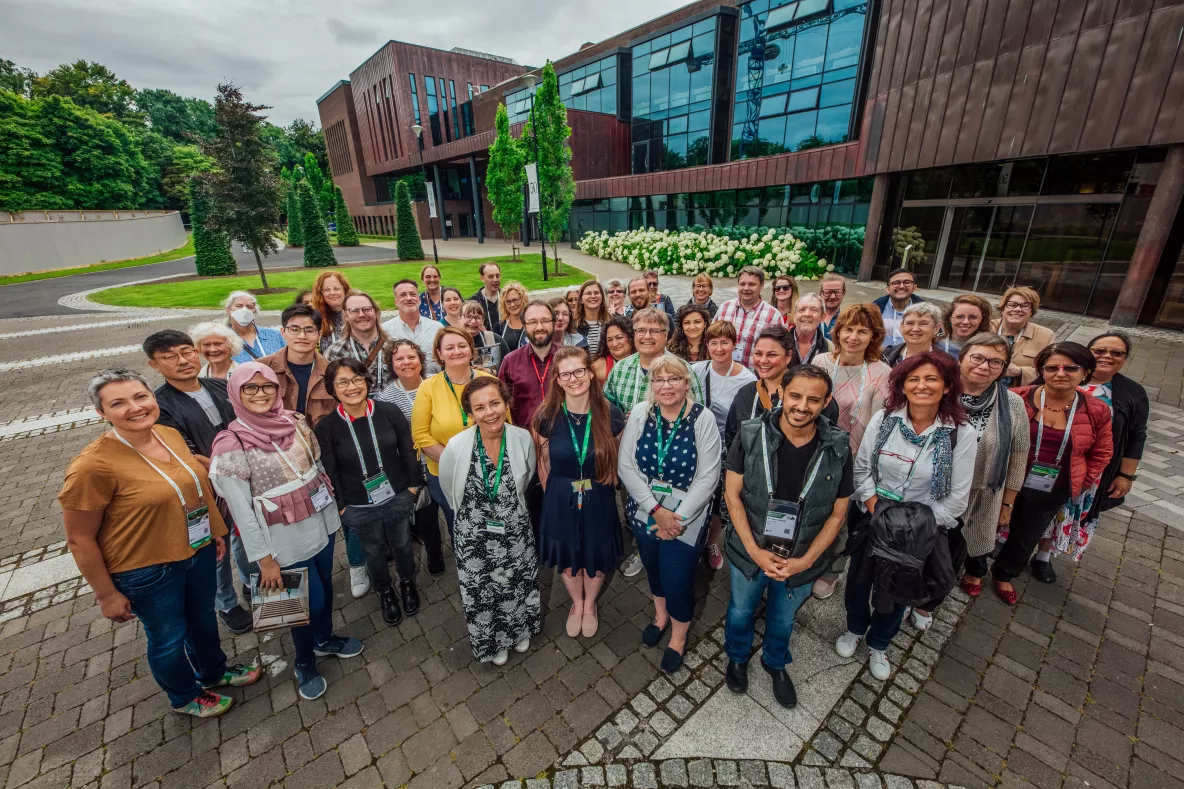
[0,273,1181,788]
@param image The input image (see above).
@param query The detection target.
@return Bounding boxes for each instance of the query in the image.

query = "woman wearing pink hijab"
[209,362,363,701]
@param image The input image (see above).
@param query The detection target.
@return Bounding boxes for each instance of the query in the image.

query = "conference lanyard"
[112,429,209,548]
[444,371,473,426]
[1034,388,1077,467]
[875,428,934,501]
[531,352,554,397]
[840,363,869,423]
[338,401,385,479]
[476,430,507,505]
[760,421,823,500]
[653,401,687,478]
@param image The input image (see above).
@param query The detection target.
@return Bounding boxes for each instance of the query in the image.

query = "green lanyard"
[476,430,507,504]
[653,401,687,478]
[563,405,592,477]
[444,371,473,426]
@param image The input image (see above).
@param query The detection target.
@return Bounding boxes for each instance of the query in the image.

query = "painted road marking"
[0,344,142,372]
[0,314,193,340]
[0,406,102,440]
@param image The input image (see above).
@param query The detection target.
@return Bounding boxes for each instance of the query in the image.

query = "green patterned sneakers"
[174,690,233,718]
[202,663,264,689]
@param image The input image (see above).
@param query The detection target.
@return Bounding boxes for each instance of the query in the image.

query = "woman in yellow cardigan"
[412,327,496,535]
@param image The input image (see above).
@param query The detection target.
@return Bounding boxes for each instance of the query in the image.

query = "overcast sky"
[2,0,690,127]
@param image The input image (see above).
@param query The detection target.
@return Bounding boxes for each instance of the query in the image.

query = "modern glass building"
[320,0,1184,329]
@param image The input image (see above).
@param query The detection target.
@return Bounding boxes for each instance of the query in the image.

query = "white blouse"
[854,408,978,528]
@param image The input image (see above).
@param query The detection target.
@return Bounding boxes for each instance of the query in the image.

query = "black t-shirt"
[289,361,313,414]
[726,425,855,502]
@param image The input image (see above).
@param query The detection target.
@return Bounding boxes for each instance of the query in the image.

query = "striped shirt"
[715,299,780,367]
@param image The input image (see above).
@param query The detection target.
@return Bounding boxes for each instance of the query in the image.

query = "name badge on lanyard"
[1024,388,1077,491]
[760,423,821,558]
[187,507,212,549]
[875,428,934,503]
[364,474,396,503]
[114,429,211,550]
[340,402,395,504]
[310,485,334,511]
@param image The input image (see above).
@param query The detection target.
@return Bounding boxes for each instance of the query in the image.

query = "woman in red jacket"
[991,343,1113,603]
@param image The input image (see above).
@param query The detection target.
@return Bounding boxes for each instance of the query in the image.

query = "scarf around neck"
[963,381,1012,491]
[211,362,298,456]
[871,412,954,500]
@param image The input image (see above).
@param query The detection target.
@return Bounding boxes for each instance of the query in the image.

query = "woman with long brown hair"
[311,271,351,352]
[592,316,634,382]
[533,347,625,638]
[769,275,799,327]
[667,304,710,363]
[576,279,611,354]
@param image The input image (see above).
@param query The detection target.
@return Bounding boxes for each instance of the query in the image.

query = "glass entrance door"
[937,205,1034,295]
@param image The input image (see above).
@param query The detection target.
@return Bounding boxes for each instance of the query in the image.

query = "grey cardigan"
[963,389,1031,557]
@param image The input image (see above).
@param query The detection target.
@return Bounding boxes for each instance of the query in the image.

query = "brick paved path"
[0,273,1182,789]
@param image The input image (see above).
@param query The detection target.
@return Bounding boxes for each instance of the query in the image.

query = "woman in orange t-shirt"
[59,369,261,719]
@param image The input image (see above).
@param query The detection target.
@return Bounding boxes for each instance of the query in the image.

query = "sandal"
[581,601,599,638]
[959,575,983,597]
[566,602,583,638]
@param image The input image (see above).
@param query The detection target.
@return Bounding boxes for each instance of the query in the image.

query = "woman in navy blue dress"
[533,348,625,639]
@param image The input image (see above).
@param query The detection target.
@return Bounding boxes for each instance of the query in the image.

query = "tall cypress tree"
[285,181,304,247]
[394,180,424,260]
[189,177,236,276]
[299,180,337,267]
[334,185,359,246]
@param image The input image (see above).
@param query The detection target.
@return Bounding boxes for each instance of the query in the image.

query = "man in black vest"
[145,329,255,634]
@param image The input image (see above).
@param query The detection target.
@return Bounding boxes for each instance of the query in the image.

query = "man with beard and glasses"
[722,365,854,709]
[498,300,561,428]
[325,292,391,391]
[145,330,256,634]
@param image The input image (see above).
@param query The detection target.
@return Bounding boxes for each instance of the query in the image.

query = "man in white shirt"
[715,266,780,367]
[382,279,444,375]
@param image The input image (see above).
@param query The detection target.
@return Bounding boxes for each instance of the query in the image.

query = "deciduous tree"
[523,63,575,268]
[32,60,140,123]
[486,102,526,241]
[199,82,282,288]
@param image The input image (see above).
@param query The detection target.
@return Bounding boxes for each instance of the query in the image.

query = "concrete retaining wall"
[0,211,188,275]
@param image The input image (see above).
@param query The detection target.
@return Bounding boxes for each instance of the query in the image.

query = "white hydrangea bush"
[577,228,833,280]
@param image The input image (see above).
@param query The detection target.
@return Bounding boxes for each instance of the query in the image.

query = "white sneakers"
[488,637,531,667]
[869,649,892,680]
[349,566,370,598]
[835,631,893,680]
[909,607,933,631]
[835,631,862,658]
[514,637,531,654]
[620,553,644,578]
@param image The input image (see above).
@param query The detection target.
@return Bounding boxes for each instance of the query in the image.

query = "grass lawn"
[0,233,195,287]
[90,254,588,310]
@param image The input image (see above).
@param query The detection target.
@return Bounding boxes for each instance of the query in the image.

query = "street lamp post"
[521,73,547,283]
[410,124,439,264]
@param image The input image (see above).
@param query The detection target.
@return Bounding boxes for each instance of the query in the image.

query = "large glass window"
[408,74,421,127]
[733,0,870,160]
[631,16,718,174]
[448,81,460,140]
[424,77,441,146]
[505,54,621,125]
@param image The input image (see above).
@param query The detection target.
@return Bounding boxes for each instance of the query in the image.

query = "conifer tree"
[334,185,359,246]
[285,181,304,247]
[189,177,236,276]
[299,180,337,267]
[394,181,424,260]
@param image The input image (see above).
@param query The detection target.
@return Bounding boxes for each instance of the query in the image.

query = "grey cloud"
[325,19,379,46]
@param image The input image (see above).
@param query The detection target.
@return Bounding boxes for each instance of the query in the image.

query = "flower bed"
[577,227,835,280]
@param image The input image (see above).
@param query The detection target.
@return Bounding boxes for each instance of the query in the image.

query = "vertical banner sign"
[525,164,540,214]
[426,184,438,219]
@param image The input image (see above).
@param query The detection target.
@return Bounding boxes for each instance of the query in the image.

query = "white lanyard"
[1035,388,1078,466]
[339,400,385,478]
[761,422,823,499]
[112,429,204,511]
[878,426,934,493]
[235,417,316,478]
[887,305,902,344]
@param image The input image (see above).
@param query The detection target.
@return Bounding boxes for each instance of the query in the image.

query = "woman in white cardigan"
[439,377,539,667]
[618,355,721,675]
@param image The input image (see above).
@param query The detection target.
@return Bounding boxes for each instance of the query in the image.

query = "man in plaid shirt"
[715,266,780,368]
[604,307,703,415]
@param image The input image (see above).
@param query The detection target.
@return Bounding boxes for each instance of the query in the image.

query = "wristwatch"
[1117,472,1138,481]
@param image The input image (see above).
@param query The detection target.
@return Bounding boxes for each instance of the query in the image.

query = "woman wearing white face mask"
[225,291,286,363]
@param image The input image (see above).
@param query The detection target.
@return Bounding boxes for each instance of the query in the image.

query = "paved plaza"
[0,253,1182,789]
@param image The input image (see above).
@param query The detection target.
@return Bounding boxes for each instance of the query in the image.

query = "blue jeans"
[287,533,337,667]
[110,544,227,708]
[340,524,366,568]
[215,528,257,612]
[426,471,455,539]
[724,568,813,671]
[631,519,704,623]
[844,556,906,651]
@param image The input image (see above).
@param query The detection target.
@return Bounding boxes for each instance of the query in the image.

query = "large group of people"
[62,260,1147,723]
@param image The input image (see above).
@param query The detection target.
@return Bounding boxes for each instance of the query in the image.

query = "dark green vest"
[724,411,851,585]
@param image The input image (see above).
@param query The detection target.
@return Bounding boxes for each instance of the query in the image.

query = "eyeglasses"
[505,298,522,306]
[241,383,279,396]
[335,377,367,390]
[1004,301,1033,311]
[821,289,843,297]
[558,367,589,382]
[652,377,685,389]
[647,282,658,290]
[608,289,624,295]
[889,279,915,287]
[1091,348,1127,358]
[1042,364,1082,375]
[774,285,794,292]
[284,325,319,336]
[346,306,376,316]
[635,327,665,336]
[966,353,1006,371]
[157,348,199,364]
[525,319,554,328]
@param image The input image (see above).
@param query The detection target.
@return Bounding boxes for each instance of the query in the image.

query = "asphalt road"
[0,244,398,318]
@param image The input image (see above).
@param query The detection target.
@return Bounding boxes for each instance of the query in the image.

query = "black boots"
[378,586,402,625]
[400,577,421,616]
[726,660,749,693]
[764,662,798,709]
